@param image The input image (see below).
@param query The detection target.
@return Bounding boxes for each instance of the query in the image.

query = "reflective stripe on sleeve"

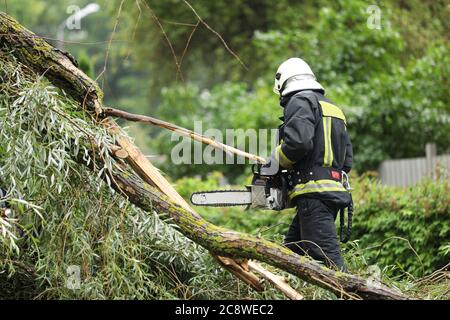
[275,145,295,169]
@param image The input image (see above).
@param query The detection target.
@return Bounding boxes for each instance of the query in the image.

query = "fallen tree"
[0,12,407,300]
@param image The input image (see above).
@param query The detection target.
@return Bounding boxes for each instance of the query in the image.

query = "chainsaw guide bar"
[190,190,252,207]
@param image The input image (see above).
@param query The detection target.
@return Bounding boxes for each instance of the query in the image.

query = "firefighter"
[265,57,353,271]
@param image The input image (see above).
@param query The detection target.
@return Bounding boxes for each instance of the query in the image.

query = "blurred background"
[3,0,448,180]
[1,0,449,286]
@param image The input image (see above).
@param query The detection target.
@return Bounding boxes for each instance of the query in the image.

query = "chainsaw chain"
[190,189,249,207]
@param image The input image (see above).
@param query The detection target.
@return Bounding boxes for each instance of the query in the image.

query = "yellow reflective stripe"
[323,117,333,167]
[319,101,347,124]
[288,179,346,199]
[275,145,295,168]
[289,187,345,199]
[323,117,328,166]
[328,117,334,166]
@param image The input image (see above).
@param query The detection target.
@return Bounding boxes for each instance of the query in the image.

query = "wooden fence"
[378,143,450,186]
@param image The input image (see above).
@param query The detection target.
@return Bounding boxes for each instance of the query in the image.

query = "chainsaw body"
[190,165,290,211]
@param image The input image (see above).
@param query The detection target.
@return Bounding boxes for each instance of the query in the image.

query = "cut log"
[0,12,408,300]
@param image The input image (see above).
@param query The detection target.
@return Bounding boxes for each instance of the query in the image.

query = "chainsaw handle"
[252,163,262,175]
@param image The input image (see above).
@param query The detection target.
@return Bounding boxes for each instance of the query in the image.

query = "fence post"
[425,143,437,178]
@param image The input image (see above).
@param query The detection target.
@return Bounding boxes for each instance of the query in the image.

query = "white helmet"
[273,58,324,96]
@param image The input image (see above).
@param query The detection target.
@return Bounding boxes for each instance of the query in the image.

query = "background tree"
[0,0,448,299]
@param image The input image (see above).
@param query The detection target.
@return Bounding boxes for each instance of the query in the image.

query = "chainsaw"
[190,164,291,211]
[190,165,354,243]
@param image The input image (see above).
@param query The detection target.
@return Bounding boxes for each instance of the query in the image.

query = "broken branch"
[103,106,267,164]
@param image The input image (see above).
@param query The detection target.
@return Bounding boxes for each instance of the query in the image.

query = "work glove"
[259,155,280,176]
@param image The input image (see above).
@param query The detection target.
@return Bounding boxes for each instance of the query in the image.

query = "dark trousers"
[284,197,346,271]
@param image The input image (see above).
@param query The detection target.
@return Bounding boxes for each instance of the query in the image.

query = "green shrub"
[176,171,450,278]
[350,173,450,277]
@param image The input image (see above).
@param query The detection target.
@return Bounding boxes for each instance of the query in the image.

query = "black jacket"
[275,89,353,206]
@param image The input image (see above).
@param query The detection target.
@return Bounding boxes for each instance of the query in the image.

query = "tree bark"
[0,12,407,300]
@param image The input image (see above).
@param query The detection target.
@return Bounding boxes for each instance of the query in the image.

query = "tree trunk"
[0,12,407,300]
[108,169,405,300]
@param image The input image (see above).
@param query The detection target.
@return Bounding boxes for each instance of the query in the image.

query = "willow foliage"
[0,53,271,299]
